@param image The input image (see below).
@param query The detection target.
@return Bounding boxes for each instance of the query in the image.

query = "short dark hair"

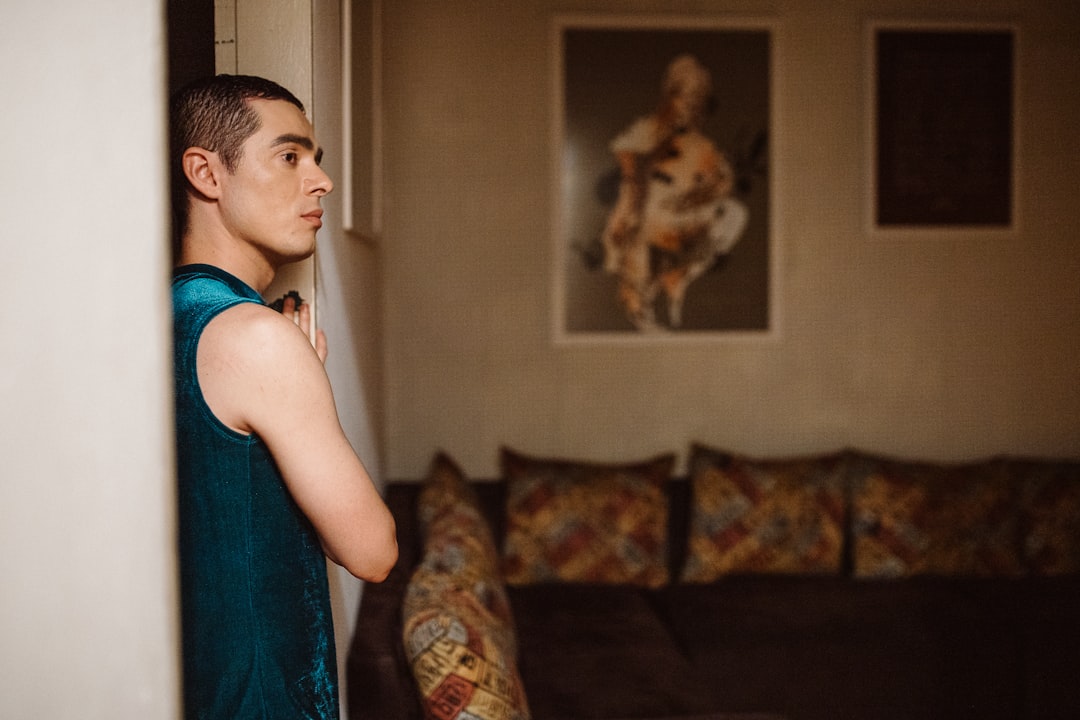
[169,74,305,253]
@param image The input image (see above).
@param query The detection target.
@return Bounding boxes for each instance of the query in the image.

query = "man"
[170,74,398,719]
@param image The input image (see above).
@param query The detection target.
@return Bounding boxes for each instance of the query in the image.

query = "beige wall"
[0,1,179,717]
[379,0,1080,479]
[310,1,388,708]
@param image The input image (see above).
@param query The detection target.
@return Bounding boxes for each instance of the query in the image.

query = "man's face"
[217,98,333,265]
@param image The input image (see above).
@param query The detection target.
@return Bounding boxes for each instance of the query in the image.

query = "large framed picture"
[868,21,1017,233]
[552,16,776,341]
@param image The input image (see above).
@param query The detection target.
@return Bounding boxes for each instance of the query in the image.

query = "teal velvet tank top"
[172,264,339,720]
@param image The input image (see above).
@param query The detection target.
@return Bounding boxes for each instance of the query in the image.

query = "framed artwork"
[344,0,382,240]
[552,16,776,341]
[868,22,1017,232]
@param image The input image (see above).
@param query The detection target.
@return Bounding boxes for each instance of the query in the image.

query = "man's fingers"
[296,304,327,362]
[280,295,297,319]
[273,298,322,358]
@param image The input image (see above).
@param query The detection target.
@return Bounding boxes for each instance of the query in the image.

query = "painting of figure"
[600,54,750,330]
[556,21,772,338]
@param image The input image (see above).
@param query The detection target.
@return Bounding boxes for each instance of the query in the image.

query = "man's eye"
[282,152,298,164]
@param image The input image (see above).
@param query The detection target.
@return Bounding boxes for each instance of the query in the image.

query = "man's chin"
[271,241,317,267]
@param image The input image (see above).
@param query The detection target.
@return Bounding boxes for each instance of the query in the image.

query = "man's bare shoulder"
[197,302,325,434]
[202,302,314,361]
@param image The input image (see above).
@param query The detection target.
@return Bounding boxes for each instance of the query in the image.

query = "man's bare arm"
[197,303,398,581]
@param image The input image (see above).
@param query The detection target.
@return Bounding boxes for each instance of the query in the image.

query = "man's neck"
[178,244,276,295]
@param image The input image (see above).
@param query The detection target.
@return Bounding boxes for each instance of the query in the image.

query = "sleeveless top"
[172,264,339,720]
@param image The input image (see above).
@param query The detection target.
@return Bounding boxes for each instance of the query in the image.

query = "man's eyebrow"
[271,133,324,164]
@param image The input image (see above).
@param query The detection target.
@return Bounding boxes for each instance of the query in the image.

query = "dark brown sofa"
[347,449,1080,720]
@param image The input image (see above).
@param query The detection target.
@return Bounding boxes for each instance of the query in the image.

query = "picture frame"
[343,0,382,240]
[866,21,1018,235]
[551,15,778,342]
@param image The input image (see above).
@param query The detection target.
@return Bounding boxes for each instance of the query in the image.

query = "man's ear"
[182,147,223,200]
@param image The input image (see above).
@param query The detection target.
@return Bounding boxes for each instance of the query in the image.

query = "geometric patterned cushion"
[402,570,530,720]
[416,451,514,632]
[850,454,1024,578]
[500,447,675,588]
[418,452,490,540]
[419,452,501,577]
[404,453,530,719]
[680,445,847,582]
[1006,458,1080,575]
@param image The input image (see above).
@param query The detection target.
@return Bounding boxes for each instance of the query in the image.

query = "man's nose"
[308,166,334,196]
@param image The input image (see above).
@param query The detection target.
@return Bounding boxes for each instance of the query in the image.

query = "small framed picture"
[868,22,1017,233]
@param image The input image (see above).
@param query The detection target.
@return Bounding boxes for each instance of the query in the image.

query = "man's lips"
[303,209,324,228]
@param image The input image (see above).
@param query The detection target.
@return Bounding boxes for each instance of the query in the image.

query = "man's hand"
[279,294,328,364]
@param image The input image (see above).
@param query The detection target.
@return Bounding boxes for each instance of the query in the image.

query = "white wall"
[379,0,1080,478]
[311,1,388,708]
[0,1,179,718]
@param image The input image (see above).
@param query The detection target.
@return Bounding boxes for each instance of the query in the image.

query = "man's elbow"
[347,539,398,583]
[339,523,398,582]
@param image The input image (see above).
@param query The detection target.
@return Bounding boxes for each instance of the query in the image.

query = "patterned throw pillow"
[419,453,488,531]
[500,447,675,587]
[419,453,500,574]
[680,445,847,582]
[403,570,529,720]
[403,452,529,719]
[1007,459,1080,575]
[415,452,514,632]
[850,455,1023,578]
